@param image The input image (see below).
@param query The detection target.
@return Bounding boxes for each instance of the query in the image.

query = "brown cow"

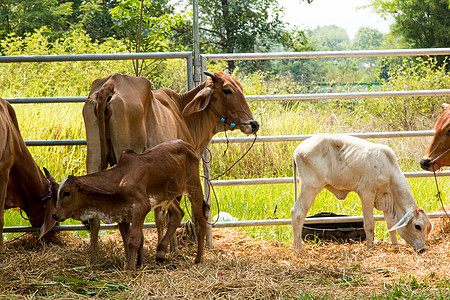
[0,97,58,251]
[420,103,450,171]
[52,140,208,270]
[82,72,259,263]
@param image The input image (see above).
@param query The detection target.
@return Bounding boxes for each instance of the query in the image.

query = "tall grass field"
[2,62,450,245]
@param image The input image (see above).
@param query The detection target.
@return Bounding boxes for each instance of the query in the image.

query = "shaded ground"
[1,217,450,299]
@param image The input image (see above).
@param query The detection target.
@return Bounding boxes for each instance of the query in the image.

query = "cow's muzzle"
[420,159,432,171]
[417,247,426,254]
[250,121,259,133]
[52,213,65,222]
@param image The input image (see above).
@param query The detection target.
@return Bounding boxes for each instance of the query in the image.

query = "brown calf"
[52,140,209,270]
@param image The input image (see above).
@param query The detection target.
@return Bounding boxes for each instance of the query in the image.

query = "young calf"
[291,134,432,253]
[52,140,209,270]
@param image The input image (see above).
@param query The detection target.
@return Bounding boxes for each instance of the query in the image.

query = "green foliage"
[310,25,350,51]
[370,0,450,69]
[0,0,73,42]
[352,27,385,50]
[360,57,450,130]
[0,27,131,98]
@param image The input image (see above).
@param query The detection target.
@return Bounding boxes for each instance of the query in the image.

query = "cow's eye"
[415,224,422,231]
[62,191,70,197]
[223,89,232,95]
[446,130,450,136]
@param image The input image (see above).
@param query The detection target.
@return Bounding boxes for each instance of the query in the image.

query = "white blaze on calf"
[291,134,432,252]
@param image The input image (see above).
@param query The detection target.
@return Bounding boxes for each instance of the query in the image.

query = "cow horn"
[43,167,52,179]
[204,71,216,80]
[388,209,415,232]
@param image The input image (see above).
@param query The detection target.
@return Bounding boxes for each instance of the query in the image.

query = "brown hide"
[53,140,208,270]
[84,72,259,171]
[0,98,57,251]
[420,104,450,171]
[82,72,259,263]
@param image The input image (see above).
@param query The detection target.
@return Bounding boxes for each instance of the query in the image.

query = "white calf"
[291,134,432,252]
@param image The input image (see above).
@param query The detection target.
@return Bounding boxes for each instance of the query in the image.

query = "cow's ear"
[442,103,449,110]
[388,209,414,232]
[76,180,117,197]
[182,87,212,117]
[40,202,57,238]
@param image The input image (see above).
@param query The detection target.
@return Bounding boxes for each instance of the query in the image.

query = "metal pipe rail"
[0,52,194,91]
[4,212,446,233]
[6,89,450,104]
[202,48,450,61]
[0,52,192,63]
[22,130,436,147]
[210,171,450,187]
[246,89,450,102]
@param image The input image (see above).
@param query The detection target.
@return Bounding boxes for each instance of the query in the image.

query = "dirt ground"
[1,218,450,299]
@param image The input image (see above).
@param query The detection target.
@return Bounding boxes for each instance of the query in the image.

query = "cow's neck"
[387,175,418,221]
[7,148,48,225]
[178,82,221,155]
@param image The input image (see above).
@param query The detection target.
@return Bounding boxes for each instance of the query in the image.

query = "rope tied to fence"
[200,133,258,225]
[431,164,450,219]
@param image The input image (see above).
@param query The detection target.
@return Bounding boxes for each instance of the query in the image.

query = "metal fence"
[3,48,450,234]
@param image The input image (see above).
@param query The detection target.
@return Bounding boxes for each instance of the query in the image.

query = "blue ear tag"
[221,118,226,123]
[230,122,236,127]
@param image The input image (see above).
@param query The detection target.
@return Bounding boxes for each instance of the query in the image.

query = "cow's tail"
[293,158,298,203]
[95,82,115,170]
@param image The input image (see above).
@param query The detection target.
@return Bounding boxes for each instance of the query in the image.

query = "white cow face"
[390,208,432,252]
[52,176,83,222]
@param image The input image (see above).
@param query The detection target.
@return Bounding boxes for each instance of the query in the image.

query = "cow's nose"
[52,214,58,221]
[420,159,432,171]
[250,121,259,133]
[417,248,426,254]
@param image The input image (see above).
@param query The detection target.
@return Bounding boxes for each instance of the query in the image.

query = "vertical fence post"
[193,0,201,87]
[199,55,213,247]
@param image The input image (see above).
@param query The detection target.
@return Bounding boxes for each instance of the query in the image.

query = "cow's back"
[0,99,24,169]
[149,89,194,148]
[294,134,396,191]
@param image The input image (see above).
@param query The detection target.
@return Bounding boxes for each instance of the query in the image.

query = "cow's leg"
[137,230,144,267]
[0,167,12,253]
[358,192,376,249]
[127,211,147,271]
[190,190,207,264]
[291,185,321,253]
[89,217,100,264]
[0,182,7,253]
[154,207,166,244]
[168,196,182,252]
[156,201,183,262]
[384,212,399,247]
[118,222,130,260]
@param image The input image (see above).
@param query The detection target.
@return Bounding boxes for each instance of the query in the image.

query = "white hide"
[291,134,431,252]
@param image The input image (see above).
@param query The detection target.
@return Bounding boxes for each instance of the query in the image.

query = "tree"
[0,0,73,41]
[194,0,309,71]
[352,27,384,50]
[310,25,350,51]
[370,0,450,49]
[109,0,190,76]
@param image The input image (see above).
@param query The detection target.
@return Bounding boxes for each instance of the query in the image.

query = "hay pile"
[1,217,450,299]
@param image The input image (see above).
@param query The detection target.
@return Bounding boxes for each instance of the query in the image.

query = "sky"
[279,0,394,40]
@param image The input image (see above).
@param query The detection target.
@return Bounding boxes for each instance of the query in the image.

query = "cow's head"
[420,103,450,171]
[182,71,259,135]
[39,167,60,238]
[51,175,86,222]
[388,208,432,253]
